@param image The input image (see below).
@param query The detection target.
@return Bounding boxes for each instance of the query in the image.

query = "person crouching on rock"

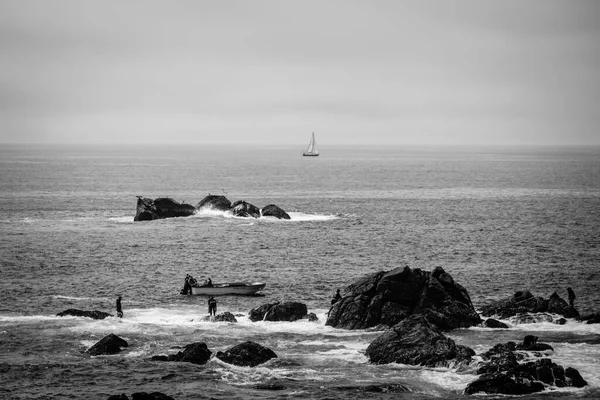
[208,296,217,317]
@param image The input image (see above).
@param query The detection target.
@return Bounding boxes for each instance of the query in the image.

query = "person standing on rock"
[116,295,123,318]
[567,287,576,308]
[208,296,217,317]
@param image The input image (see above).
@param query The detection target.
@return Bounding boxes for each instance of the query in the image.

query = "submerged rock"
[57,309,112,320]
[150,342,212,365]
[326,266,481,330]
[480,290,579,320]
[216,341,277,367]
[134,196,196,221]
[87,333,128,356]
[249,302,308,322]
[483,318,509,329]
[365,315,475,367]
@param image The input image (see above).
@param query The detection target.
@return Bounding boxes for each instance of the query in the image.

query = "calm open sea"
[1,144,599,399]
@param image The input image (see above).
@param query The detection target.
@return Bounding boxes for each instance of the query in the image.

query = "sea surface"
[1,144,599,400]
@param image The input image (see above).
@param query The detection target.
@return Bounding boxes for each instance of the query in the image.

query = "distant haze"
[1,0,599,146]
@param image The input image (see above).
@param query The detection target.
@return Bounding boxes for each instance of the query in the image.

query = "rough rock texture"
[249,302,308,322]
[196,194,232,211]
[150,342,212,365]
[483,318,509,329]
[57,309,112,320]
[201,312,237,322]
[261,204,291,220]
[134,197,196,221]
[86,333,128,356]
[480,291,579,319]
[216,341,277,367]
[307,312,318,322]
[466,337,587,395]
[326,266,481,330]
[365,315,475,367]
[231,200,261,218]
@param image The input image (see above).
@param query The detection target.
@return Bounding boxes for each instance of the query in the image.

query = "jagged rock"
[57,309,112,320]
[483,318,508,329]
[202,312,237,322]
[134,197,196,221]
[150,342,211,365]
[480,291,579,320]
[578,313,600,324]
[249,302,308,322]
[231,200,261,218]
[86,333,128,356]
[261,204,291,220]
[365,315,475,367]
[196,195,231,211]
[326,266,481,330]
[216,341,277,367]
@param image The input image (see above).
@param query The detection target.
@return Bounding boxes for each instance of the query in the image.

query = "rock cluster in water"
[479,290,580,319]
[326,266,481,330]
[57,309,113,320]
[134,194,290,221]
[86,333,128,356]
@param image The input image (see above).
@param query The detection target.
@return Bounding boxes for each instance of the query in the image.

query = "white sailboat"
[303,132,319,156]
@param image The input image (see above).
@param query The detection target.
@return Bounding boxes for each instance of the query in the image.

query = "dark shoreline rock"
[326,266,481,330]
[365,315,475,367]
[215,341,277,367]
[479,290,579,320]
[57,309,112,320]
[249,302,308,322]
[87,333,128,356]
[150,342,211,365]
[134,196,196,221]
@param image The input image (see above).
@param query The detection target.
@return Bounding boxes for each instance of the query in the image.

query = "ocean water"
[1,144,599,399]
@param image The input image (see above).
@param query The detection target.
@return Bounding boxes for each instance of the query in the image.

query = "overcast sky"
[1,0,599,146]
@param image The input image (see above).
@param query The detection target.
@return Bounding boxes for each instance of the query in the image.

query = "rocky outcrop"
[202,312,237,322]
[465,337,587,395]
[150,342,212,365]
[483,318,509,329]
[249,302,308,322]
[134,197,196,221]
[231,200,261,218]
[196,195,231,211]
[326,266,481,330]
[86,333,128,356]
[57,309,112,320]
[261,204,291,220]
[135,194,291,221]
[365,315,475,367]
[480,291,579,320]
[215,341,277,367]
[578,313,600,324]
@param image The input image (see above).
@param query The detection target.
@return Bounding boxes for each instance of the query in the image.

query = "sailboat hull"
[302,152,319,156]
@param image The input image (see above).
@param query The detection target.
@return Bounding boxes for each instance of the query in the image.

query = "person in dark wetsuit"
[208,296,217,316]
[182,274,191,295]
[116,296,123,318]
[567,287,576,308]
[331,289,341,305]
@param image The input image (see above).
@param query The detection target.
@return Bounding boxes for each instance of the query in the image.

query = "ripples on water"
[1,145,599,399]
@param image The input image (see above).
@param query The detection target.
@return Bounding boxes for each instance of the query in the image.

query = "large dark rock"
[578,313,600,324]
[150,342,212,365]
[216,341,277,367]
[134,196,196,221]
[231,200,261,218]
[326,266,481,330]
[57,309,112,320]
[365,315,475,367]
[483,318,509,329]
[249,302,308,322]
[261,204,291,220]
[87,333,128,356]
[196,195,231,211]
[466,337,587,395]
[480,290,579,320]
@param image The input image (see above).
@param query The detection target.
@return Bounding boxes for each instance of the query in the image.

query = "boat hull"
[190,282,266,295]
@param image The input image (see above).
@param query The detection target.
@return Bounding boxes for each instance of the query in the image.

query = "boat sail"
[303,132,319,156]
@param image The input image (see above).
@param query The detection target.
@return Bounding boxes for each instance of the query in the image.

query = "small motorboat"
[190,282,266,296]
